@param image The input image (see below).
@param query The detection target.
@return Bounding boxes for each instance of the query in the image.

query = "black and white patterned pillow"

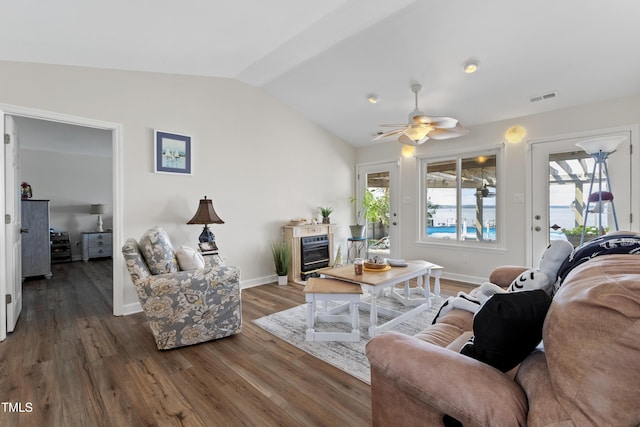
[556,234,640,288]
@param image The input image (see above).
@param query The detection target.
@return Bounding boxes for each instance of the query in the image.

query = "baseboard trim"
[241,275,278,289]
[120,301,142,316]
[440,271,484,287]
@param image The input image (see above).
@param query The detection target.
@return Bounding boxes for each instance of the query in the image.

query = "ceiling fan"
[373,83,468,146]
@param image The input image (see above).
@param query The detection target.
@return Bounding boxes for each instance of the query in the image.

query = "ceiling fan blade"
[372,128,406,140]
[427,123,468,140]
[398,133,429,146]
[410,114,433,124]
[413,115,458,129]
[428,116,459,129]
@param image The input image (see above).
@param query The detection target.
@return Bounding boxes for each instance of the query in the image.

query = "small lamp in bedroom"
[90,203,105,232]
[187,196,225,250]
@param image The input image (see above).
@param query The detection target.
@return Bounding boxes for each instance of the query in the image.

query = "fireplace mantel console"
[283,224,334,284]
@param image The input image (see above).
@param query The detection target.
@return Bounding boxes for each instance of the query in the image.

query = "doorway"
[1,105,124,342]
[529,128,635,263]
[356,161,400,260]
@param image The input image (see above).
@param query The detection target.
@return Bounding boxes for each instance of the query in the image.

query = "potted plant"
[349,193,375,239]
[271,241,292,285]
[366,188,390,239]
[319,206,333,224]
[561,225,602,247]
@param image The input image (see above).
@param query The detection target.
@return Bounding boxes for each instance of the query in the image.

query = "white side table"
[303,278,362,342]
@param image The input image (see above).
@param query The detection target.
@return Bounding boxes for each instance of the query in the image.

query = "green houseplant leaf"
[271,241,292,276]
[319,206,333,217]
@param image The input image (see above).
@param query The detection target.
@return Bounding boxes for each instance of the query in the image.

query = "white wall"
[358,94,640,283]
[20,148,112,260]
[0,60,356,311]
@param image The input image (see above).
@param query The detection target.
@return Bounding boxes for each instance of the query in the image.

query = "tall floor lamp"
[575,135,627,245]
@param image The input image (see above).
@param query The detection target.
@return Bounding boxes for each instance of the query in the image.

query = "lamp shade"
[403,124,433,142]
[575,135,626,154]
[187,196,224,225]
[90,204,105,214]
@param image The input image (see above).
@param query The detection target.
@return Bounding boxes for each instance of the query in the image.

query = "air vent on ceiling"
[529,90,559,103]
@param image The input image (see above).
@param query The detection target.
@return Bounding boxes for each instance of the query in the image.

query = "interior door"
[357,161,399,260]
[0,110,5,340]
[530,130,633,263]
[4,115,22,333]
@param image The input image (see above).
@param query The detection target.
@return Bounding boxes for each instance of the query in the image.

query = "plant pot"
[563,233,596,247]
[277,275,288,286]
[349,225,366,239]
[563,233,582,247]
[322,217,330,224]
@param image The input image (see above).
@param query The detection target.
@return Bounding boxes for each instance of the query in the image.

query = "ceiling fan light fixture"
[403,124,433,142]
[372,82,467,145]
[398,133,428,146]
[463,61,478,74]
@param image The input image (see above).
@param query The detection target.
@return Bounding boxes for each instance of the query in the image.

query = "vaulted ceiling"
[3,0,640,147]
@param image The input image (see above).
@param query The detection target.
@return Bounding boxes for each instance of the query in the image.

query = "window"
[419,151,500,244]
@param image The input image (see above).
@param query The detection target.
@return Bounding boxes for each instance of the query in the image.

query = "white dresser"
[81,231,113,262]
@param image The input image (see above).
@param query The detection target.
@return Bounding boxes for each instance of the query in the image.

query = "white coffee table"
[322,260,443,337]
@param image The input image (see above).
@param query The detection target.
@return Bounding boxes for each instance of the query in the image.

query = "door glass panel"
[549,150,611,245]
[365,171,390,257]
[531,131,631,262]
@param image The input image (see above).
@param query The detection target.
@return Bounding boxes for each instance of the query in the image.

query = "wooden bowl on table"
[364,261,388,270]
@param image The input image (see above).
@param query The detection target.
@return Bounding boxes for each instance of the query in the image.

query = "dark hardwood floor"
[0,261,471,427]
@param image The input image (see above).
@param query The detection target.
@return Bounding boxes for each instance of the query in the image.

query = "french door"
[356,161,399,260]
[530,129,634,263]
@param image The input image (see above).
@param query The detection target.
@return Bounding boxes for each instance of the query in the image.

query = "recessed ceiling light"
[463,61,478,74]
[368,94,380,104]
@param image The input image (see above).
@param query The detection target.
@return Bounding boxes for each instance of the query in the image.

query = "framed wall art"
[154,130,192,175]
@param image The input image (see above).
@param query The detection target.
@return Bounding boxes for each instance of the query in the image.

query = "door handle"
[20,228,29,234]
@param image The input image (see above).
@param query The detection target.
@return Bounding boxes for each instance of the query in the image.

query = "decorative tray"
[364,264,392,272]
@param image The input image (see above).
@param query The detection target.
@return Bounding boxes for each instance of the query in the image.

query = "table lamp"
[90,203,105,232]
[187,196,225,248]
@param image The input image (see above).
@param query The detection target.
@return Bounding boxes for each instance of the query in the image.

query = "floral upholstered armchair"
[122,227,242,350]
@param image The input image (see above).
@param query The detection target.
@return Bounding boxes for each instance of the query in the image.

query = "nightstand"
[82,231,113,262]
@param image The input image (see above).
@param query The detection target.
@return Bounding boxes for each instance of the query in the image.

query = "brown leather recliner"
[366,254,640,426]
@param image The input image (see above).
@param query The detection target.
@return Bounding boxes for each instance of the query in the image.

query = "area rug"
[253,297,445,384]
